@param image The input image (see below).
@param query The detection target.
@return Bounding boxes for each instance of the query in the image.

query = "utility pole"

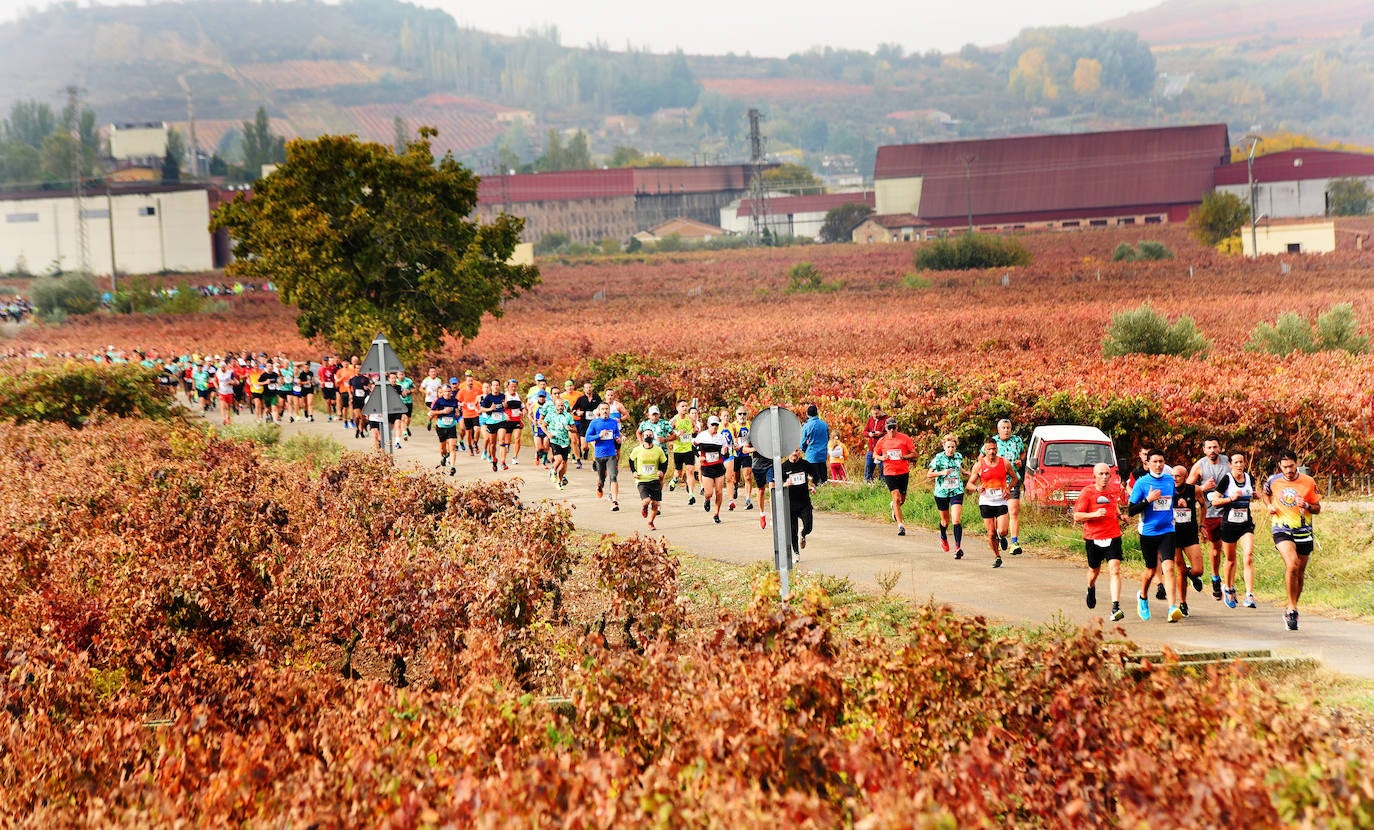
[747,108,768,243]
[1246,134,1261,258]
[963,154,977,233]
[186,90,199,179]
[65,84,90,274]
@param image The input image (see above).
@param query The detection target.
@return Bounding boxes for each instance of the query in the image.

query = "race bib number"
[944,470,959,482]
[704,452,721,463]
[437,416,456,428]
[787,472,808,486]
[1152,497,1171,512]
[886,449,902,460]
[985,488,1004,500]
[640,463,658,475]
[1173,509,1192,524]
[1228,507,1249,523]
[599,430,614,440]
[267,383,278,391]
[292,385,302,393]
[323,381,333,388]
[354,389,366,398]
[1093,538,1112,548]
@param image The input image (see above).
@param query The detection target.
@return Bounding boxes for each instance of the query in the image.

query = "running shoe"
[940,537,950,552]
[501,463,509,471]
[641,504,648,518]
[713,515,721,524]
[560,477,569,487]
[1211,576,1223,600]
[647,521,655,530]
[1223,587,1238,609]
[1011,544,1023,556]
[1285,610,1298,631]
[897,525,906,537]
[611,501,619,512]
[1180,602,1189,618]
[1167,605,1182,623]
[575,460,583,470]
[728,500,736,511]
[669,478,677,492]
[1110,607,1125,622]
[954,549,963,560]
[596,485,603,499]
[1155,583,1167,601]
[1243,593,1257,609]
[1086,585,1097,609]
[744,500,754,510]
[704,499,711,512]
[438,457,447,468]
[448,467,455,477]
[688,496,697,506]
[1190,573,1204,592]
[395,441,403,450]
[491,462,498,472]
[1137,593,1151,621]
[760,514,767,530]
[992,557,1003,569]
[511,459,519,466]
[998,535,1008,552]
[799,534,807,550]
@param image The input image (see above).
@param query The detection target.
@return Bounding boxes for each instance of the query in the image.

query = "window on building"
[1287,243,1302,253]
[1119,217,1136,225]
[137,206,157,216]
[5,212,39,223]
[81,208,110,219]
[1062,221,1080,228]
[1089,219,1108,227]
[1144,215,1162,224]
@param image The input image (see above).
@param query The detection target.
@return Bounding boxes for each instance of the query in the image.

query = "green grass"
[215,422,282,445]
[264,433,346,470]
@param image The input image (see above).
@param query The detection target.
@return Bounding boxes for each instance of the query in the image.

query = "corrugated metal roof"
[1212,148,1374,186]
[476,164,760,204]
[737,191,873,217]
[874,124,1230,221]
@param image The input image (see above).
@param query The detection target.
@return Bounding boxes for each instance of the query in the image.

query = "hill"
[1099,0,1374,47]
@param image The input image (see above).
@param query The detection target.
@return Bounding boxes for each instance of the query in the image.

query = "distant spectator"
[799,403,831,486]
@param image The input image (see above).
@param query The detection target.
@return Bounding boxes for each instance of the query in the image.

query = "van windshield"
[1040,442,1116,468]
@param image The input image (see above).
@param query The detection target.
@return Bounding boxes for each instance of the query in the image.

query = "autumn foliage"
[3,408,1374,824]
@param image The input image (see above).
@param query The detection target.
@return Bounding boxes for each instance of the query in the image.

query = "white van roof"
[1030,425,1114,443]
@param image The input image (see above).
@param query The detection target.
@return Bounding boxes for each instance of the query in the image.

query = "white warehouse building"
[1213,149,1374,219]
[0,184,215,276]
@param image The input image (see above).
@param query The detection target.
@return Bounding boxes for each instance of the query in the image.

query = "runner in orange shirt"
[1262,449,1323,631]
[871,418,918,537]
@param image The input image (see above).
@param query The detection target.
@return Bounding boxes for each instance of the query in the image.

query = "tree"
[1103,303,1208,358]
[210,129,539,361]
[162,128,186,183]
[819,203,874,243]
[1328,177,1372,216]
[1189,191,1249,246]
[240,106,286,179]
[762,162,822,195]
[1,100,57,149]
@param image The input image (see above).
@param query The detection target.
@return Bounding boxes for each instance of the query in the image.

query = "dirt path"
[204,401,1374,680]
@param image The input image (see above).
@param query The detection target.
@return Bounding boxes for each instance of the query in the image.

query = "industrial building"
[721,191,874,240]
[871,124,1232,234]
[473,164,763,246]
[0,184,219,276]
[1213,149,1374,220]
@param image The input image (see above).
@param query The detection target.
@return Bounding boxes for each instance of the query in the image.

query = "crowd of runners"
[126,351,1326,634]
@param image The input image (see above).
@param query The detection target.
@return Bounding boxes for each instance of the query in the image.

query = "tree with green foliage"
[819,203,874,243]
[210,129,539,361]
[1327,177,1372,216]
[762,163,823,195]
[1250,303,1370,354]
[1103,302,1209,358]
[914,233,1031,270]
[534,129,591,172]
[240,106,286,179]
[1189,191,1250,246]
[29,272,101,321]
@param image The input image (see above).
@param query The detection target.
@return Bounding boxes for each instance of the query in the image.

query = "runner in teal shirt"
[995,419,1027,556]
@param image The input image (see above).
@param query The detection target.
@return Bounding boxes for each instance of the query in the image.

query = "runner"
[347,369,371,439]
[669,400,698,506]
[336,360,356,429]
[542,396,575,490]
[1208,451,1258,610]
[531,389,551,468]
[694,415,731,523]
[1187,437,1229,601]
[1127,448,1183,622]
[636,405,674,461]
[1170,465,1206,617]
[480,381,507,470]
[215,361,235,426]
[586,402,622,510]
[781,447,813,561]
[969,438,1018,567]
[872,418,918,537]
[502,379,525,465]
[1071,462,1128,622]
[430,383,459,475]
[395,370,414,446]
[562,380,584,465]
[247,359,268,423]
[827,435,849,482]
[294,361,316,422]
[628,427,668,530]
[572,382,602,467]
[926,434,965,558]
[1262,449,1323,631]
[456,373,480,455]
[419,367,442,432]
[995,418,1027,557]
[318,356,339,422]
[742,430,772,529]
[727,406,754,510]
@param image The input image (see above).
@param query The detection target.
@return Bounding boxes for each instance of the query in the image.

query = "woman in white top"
[1208,451,1257,609]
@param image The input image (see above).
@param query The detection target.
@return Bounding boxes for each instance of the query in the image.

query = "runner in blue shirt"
[1127,448,1182,623]
[586,402,623,510]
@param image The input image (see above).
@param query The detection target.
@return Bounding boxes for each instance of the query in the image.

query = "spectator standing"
[799,404,831,486]
[863,404,886,483]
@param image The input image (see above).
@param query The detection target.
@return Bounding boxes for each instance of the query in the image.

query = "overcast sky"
[0,0,1162,56]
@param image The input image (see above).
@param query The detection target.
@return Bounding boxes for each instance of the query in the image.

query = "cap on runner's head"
[535,373,545,381]
[565,379,575,387]
[708,416,720,426]
[464,369,473,376]
[885,418,898,430]
[537,391,547,399]
[449,377,459,384]
[507,378,517,385]
[648,405,661,415]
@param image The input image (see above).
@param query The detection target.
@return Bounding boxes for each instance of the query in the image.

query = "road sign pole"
[362,332,406,458]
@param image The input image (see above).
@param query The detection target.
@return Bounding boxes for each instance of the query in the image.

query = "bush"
[0,361,174,426]
[1251,303,1369,355]
[786,261,841,293]
[913,233,1031,270]
[1136,240,1174,260]
[1189,191,1249,246]
[1111,242,1138,262]
[1328,177,1372,216]
[29,272,101,319]
[1103,302,1209,358]
[534,231,570,255]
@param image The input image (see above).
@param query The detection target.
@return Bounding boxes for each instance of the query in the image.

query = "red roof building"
[1213,148,1374,218]
[873,124,1232,229]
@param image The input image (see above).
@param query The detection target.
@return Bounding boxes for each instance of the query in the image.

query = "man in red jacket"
[863,403,887,484]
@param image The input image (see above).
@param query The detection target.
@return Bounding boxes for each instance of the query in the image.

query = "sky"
[0,0,1163,57]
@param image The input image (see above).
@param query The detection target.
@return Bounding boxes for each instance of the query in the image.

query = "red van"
[1022,425,1121,506]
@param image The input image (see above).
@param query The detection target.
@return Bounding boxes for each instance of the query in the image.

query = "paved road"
[207,403,1374,680]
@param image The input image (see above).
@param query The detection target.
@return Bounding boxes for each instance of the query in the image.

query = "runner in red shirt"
[317,357,338,422]
[1072,463,1127,622]
[871,418,918,536]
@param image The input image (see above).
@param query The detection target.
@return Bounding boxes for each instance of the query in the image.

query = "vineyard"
[3,384,1373,825]
[7,224,1374,475]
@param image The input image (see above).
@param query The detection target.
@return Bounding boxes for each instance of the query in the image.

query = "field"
[13,223,1371,479]
[4,395,1374,825]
